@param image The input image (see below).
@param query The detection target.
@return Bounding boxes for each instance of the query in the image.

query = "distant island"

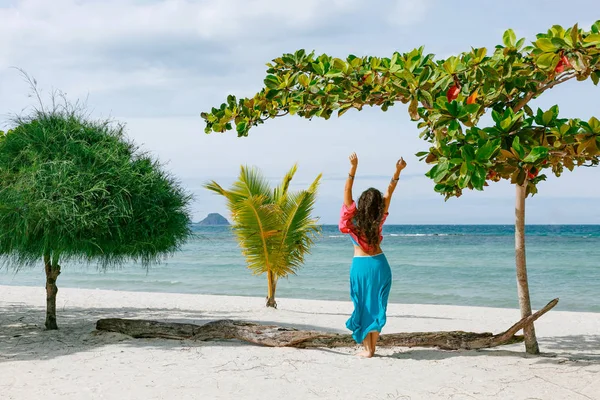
[197,213,230,226]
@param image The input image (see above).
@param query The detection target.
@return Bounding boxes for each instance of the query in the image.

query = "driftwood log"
[96,298,558,350]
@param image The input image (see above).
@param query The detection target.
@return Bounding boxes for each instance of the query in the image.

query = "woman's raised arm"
[344,152,358,206]
[383,157,406,214]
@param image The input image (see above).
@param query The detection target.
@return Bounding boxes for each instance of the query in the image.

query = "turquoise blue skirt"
[346,253,392,343]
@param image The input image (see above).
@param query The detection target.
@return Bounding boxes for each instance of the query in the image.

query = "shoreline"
[2,285,600,399]
[2,282,598,315]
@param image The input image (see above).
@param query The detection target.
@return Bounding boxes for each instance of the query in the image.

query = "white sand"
[1,285,599,400]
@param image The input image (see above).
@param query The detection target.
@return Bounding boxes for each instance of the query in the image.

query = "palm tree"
[205,164,321,308]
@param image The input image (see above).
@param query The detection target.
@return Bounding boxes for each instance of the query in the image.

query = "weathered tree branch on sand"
[96,298,558,351]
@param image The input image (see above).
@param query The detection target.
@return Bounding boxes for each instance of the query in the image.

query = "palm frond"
[273,173,322,276]
[231,195,280,275]
[203,180,244,216]
[231,165,272,199]
[203,180,227,197]
[273,163,297,205]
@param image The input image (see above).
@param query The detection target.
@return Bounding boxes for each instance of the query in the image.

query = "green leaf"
[499,116,513,132]
[588,117,600,133]
[536,53,559,71]
[550,37,568,48]
[535,38,556,52]
[471,167,487,189]
[312,62,324,75]
[236,121,248,135]
[264,75,280,89]
[523,146,548,163]
[516,38,525,49]
[338,104,352,117]
[325,69,344,78]
[512,136,525,159]
[457,172,471,189]
[464,104,480,114]
[542,109,555,125]
[571,23,579,44]
[298,74,310,87]
[419,90,434,107]
[491,110,502,124]
[476,141,499,161]
[350,57,362,69]
[461,145,475,162]
[448,119,460,134]
[433,161,449,183]
[503,29,517,47]
[408,99,419,120]
[332,58,347,71]
[592,71,600,86]
[442,57,459,74]
[418,66,432,84]
[583,34,600,45]
[265,89,280,100]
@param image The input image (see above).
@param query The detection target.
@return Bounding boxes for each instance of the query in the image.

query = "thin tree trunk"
[44,253,61,330]
[515,183,539,354]
[266,270,278,308]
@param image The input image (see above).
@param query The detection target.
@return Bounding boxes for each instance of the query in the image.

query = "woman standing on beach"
[339,152,406,357]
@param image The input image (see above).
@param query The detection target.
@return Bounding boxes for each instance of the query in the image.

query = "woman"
[339,152,406,357]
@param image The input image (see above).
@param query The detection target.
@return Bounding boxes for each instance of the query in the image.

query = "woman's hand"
[396,157,407,172]
[349,152,358,168]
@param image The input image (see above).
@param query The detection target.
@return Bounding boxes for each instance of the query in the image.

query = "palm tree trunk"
[515,183,540,354]
[266,270,278,308]
[44,253,61,330]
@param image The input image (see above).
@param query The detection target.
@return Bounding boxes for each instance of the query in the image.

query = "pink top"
[338,201,388,252]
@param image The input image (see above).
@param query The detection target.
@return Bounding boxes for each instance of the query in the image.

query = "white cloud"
[0,0,412,106]
[0,0,360,50]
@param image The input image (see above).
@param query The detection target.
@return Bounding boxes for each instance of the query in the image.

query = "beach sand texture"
[1,285,599,400]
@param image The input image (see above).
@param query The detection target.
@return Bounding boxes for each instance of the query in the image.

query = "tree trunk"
[96,298,558,350]
[266,270,278,308]
[515,183,540,354]
[44,253,61,330]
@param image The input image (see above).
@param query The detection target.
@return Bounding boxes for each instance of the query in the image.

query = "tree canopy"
[202,22,600,199]
[0,104,192,270]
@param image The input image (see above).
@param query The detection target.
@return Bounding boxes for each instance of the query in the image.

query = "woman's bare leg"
[358,334,373,357]
[369,331,380,356]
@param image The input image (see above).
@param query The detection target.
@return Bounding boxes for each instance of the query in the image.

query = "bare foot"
[357,350,372,358]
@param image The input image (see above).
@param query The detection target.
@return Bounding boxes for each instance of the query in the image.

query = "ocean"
[1,225,599,313]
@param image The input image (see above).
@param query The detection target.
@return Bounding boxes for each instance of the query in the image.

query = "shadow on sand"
[1,301,598,366]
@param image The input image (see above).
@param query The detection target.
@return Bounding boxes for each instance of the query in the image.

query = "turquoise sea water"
[1,225,599,312]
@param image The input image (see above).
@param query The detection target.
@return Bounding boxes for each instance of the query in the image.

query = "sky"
[0,0,599,224]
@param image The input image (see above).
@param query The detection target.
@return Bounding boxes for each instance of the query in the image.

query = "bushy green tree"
[201,22,600,353]
[205,164,321,308]
[0,98,192,329]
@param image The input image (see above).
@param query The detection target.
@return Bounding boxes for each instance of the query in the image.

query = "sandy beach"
[1,285,599,400]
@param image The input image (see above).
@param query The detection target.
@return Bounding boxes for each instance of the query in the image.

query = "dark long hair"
[355,187,385,249]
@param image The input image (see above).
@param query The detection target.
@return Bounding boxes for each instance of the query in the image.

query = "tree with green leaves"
[0,98,192,330]
[204,164,321,308]
[201,22,600,353]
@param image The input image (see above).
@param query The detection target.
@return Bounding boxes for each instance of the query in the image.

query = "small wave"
[328,235,344,238]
